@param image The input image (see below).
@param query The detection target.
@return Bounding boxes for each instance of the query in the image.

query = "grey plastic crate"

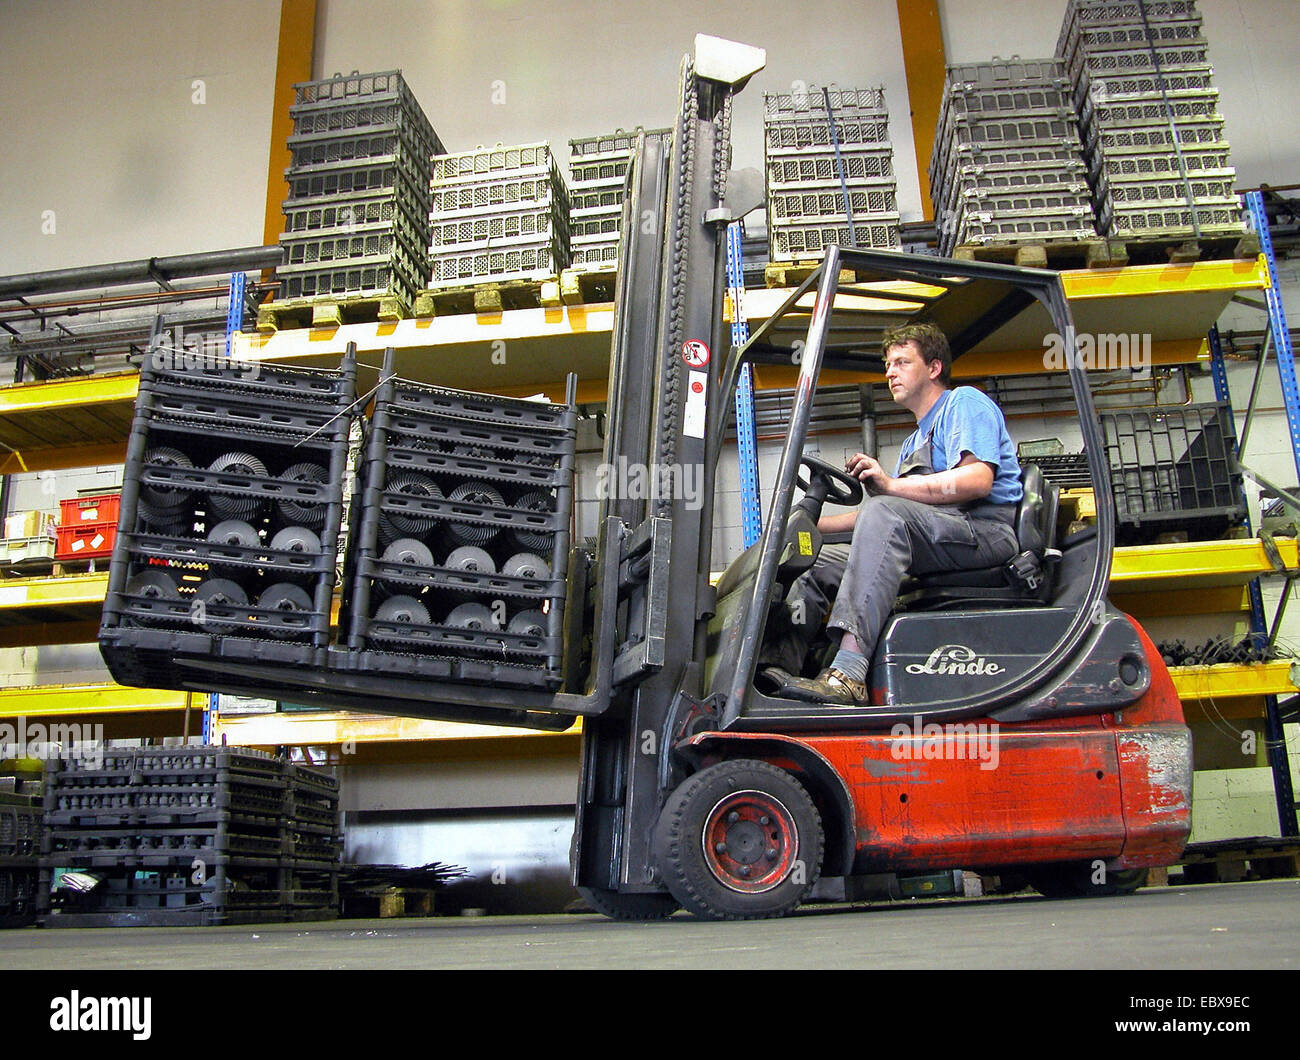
[427,244,567,287]
[282,189,429,240]
[1084,115,1228,154]
[568,241,620,267]
[568,184,626,212]
[931,116,1082,193]
[945,57,1069,89]
[1057,0,1202,55]
[1068,41,1210,87]
[1098,200,1244,238]
[429,174,558,215]
[764,86,888,120]
[944,209,1098,254]
[433,142,558,183]
[769,184,900,224]
[1088,144,1233,182]
[770,219,901,261]
[938,165,1090,222]
[1073,63,1216,109]
[286,128,432,173]
[765,114,891,153]
[767,148,895,187]
[290,69,442,155]
[277,254,426,302]
[285,155,432,208]
[1081,87,1221,129]
[569,127,672,158]
[1097,172,1238,209]
[1061,15,1207,71]
[429,204,570,251]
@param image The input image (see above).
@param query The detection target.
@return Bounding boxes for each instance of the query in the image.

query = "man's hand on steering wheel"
[845,452,893,496]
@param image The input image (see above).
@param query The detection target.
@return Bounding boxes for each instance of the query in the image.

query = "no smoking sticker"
[682,340,710,367]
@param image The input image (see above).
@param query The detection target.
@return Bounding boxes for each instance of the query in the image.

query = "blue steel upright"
[727,222,762,547]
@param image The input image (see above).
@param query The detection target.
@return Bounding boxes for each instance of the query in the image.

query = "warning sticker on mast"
[682,339,710,368]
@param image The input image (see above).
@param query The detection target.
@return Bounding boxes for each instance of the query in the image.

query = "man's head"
[881,322,952,415]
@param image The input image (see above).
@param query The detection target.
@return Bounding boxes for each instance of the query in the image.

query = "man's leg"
[781,497,1015,703]
[759,543,849,675]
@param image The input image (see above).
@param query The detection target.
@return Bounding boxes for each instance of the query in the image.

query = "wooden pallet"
[1176,837,1300,884]
[413,275,564,316]
[951,229,1261,270]
[559,264,618,306]
[255,292,412,333]
[765,259,913,289]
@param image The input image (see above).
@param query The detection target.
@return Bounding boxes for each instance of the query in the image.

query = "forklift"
[103,36,1192,920]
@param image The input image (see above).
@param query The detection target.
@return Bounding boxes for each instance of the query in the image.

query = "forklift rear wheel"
[577,887,679,921]
[653,759,823,921]
[1027,862,1149,899]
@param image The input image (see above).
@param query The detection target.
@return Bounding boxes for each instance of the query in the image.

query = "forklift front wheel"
[653,759,823,921]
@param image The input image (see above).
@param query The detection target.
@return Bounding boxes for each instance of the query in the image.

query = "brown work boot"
[773,666,869,706]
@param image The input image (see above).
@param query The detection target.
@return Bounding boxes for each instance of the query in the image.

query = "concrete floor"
[3,878,1296,970]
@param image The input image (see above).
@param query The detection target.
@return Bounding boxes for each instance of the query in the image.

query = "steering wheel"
[796,454,864,508]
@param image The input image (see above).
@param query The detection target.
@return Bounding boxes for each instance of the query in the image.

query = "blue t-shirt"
[895,387,1022,505]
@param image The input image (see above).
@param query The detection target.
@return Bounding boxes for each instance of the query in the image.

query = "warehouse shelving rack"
[0,236,1296,841]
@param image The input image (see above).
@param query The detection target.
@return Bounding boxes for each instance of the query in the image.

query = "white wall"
[0,0,281,273]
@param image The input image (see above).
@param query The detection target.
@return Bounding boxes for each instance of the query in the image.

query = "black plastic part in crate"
[1100,402,1246,542]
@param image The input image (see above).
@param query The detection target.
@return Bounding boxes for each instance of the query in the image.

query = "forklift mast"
[572,36,767,897]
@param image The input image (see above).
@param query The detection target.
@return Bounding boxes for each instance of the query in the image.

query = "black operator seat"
[901,463,1062,607]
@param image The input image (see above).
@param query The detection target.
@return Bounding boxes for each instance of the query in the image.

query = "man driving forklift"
[762,321,1024,705]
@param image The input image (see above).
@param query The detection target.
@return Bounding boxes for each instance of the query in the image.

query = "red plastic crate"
[54,521,117,560]
[59,493,121,527]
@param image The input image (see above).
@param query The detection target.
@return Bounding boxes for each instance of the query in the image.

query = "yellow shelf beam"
[1170,660,1299,701]
[1110,538,1299,592]
[209,710,580,747]
[0,684,205,717]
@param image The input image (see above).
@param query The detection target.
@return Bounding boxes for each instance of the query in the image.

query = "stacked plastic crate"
[764,86,901,263]
[567,128,673,268]
[1058,0,1245,240]
[277,70,443,308]
[339,353,577,689]
[0,759,42,928]
[38,746,341,926]
[929,57,1097,256]
[98,352,356,689]
[427,143,572,288]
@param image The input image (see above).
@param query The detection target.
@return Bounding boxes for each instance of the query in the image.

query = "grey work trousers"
[764,495,1018,674]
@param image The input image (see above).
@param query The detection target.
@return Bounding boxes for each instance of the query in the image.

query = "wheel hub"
[702,790,798,894]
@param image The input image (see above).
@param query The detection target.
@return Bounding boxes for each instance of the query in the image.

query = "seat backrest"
[1015,463,1059,557]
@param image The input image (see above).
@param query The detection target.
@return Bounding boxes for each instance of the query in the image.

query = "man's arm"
[844,451,994,505]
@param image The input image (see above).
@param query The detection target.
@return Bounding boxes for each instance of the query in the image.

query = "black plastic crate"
[1030,452,1093,490]
[1100,402,1245,542]
[0,866,39,927]
[336,362,577,686]
[101,353,356,684]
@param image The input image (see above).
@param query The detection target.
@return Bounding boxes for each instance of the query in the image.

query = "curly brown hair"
[881,322,952,387]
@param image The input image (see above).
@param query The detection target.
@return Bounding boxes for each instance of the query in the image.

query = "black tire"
[1026,861,1149,899]
[576,886,679,921]
[653,759,823,921]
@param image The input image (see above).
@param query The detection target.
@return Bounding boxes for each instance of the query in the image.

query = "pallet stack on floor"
[98,352,356,689]
[338,353,577,690]
[426,143,572,290]
[38,746,341,926]
[0,759,43,928]
[930,57,1098,257]
[276,70,443,313]
[1058,0,1245,241]
[566,127,672,269]
[763,85,901,263]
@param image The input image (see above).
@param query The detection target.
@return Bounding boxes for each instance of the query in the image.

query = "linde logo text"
[49,992,151,1040]
[905,644,1005,676]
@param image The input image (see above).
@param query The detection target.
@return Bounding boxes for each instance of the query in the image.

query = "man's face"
[884,340,940,410]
